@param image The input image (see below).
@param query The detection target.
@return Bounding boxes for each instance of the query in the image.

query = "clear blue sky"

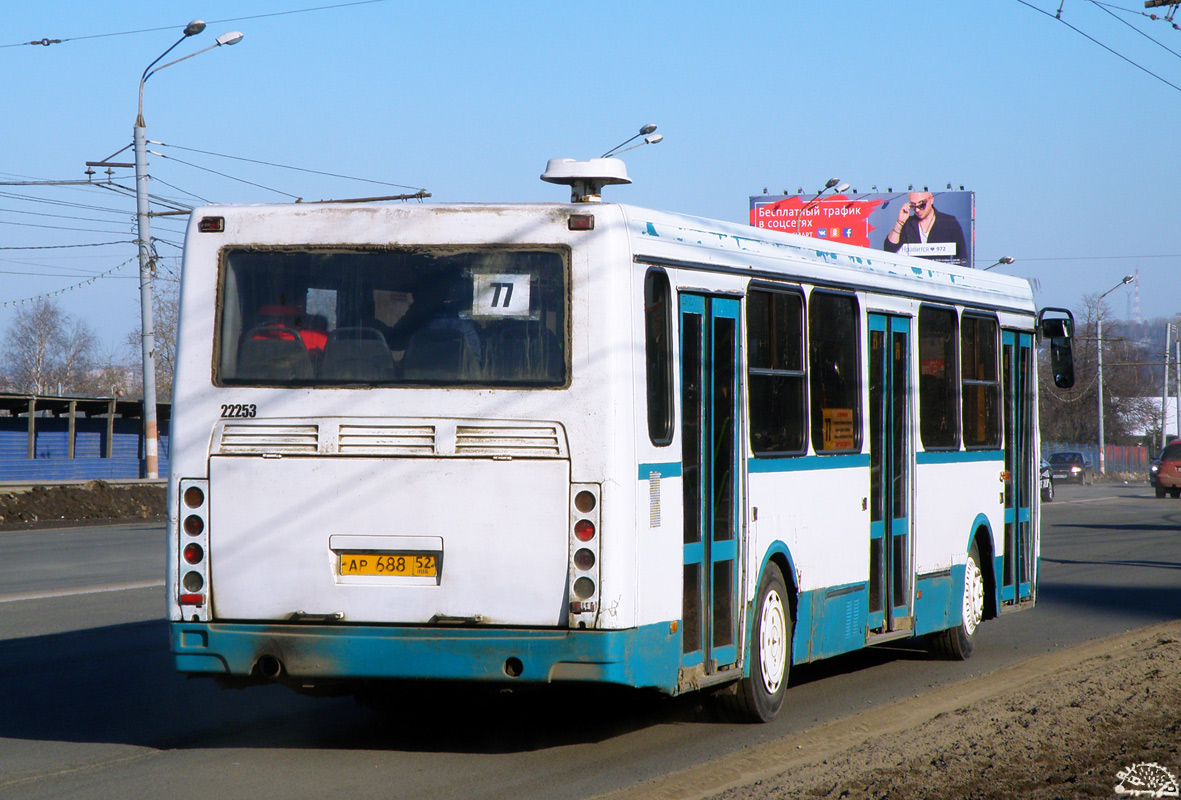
[3,1,1179,352]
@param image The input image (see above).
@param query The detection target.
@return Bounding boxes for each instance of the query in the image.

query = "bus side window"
[918,305,959,449]
[961,314,1001,448]
[808,292,861,453]
[747,288,806,455]
[644,269,674,446]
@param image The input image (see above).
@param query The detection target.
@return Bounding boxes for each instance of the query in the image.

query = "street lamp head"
[1121,275,1134,285]
[183,20,206,37]
[216,31,244,46]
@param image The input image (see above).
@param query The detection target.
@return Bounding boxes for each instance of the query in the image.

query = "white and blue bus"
[167,159,1073,721]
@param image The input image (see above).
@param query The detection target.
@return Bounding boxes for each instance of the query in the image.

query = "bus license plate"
[339,552,437,577]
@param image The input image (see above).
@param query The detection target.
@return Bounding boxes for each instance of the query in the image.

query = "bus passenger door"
[1002,331,1035,605]
[679,293,742,675]
[868,313,912,634]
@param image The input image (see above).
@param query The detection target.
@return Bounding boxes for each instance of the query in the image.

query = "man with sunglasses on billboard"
[883,191,967,266]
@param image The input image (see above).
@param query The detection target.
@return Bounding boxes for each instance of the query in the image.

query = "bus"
[167,158,1074,722]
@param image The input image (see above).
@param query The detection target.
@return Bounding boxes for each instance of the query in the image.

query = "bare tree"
[1039,293,1158,446]
[57,315,99,392]
[73,343,136,398]
[3,298,69,394]
[123,278,179,401]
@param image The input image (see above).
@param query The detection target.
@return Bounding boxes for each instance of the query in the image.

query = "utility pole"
[131,21,243,479]
[1096,276,1134,475]
[1163,323,1172,451]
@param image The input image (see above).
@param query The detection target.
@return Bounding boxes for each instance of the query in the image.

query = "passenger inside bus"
[251,302,328,355]
[398,280,482,380]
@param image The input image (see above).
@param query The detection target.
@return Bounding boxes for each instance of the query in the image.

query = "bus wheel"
[724,564,790,722]
[930,543,983,661]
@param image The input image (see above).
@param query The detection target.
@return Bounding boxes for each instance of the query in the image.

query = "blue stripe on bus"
[649,451,1003,474]
[916,450,1003,465]
[173,621,682,694]
[638,461,682,480]
[748,453,870,473]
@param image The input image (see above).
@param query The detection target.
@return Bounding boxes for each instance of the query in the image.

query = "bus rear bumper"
[171,621,681,693]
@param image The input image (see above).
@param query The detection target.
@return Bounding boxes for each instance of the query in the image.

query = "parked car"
[1040,458,1054,502]
[1153,441,1181,498]
[1048,451,1092,485]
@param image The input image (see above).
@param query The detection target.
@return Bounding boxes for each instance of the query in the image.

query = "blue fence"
[1042,442,1150,475]
[0,394,169,482]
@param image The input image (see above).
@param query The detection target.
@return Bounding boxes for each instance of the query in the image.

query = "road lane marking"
[0,579,164,603]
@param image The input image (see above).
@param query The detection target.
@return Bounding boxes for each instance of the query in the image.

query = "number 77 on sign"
[472,274,532,318]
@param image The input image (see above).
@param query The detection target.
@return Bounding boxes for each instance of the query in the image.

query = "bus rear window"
[215,247,567,387]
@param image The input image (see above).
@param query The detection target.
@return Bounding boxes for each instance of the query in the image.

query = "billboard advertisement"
[749,190,975,268]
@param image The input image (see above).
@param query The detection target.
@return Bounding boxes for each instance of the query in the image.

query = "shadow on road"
[0,618,714,754]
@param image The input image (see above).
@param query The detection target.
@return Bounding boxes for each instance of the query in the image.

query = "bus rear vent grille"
[454,424,564,457]
[338,424,436,455]
[218,424,319,454]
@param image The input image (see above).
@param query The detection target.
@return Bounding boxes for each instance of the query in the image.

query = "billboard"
[749,190,975,268]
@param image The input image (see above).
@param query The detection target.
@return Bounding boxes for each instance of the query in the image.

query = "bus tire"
[724,564,790,723]
[930,542,983,661]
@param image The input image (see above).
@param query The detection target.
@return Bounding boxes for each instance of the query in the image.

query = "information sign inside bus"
[339,553,438,578]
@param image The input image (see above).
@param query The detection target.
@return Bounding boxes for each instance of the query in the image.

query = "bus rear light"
[183,543,204,564]
[177,478,210,623]
[183,486,205,508]
[568,483,601,627]
[198,216,225,233]
[574,490,596,513]
[573,548,595,570]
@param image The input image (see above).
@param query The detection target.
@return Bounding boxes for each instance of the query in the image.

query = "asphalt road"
[2,484,1178,800]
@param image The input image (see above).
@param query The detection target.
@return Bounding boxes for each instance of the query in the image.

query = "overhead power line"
[155,141,427,193]
[149,150,301,201]
[1015,0,1181,93]
[0,240,133,251]
[0,256,137,308]
[2,0,392,49]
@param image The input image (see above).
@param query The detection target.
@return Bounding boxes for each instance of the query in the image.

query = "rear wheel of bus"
[722,564,790,722]
[930,542,984,660]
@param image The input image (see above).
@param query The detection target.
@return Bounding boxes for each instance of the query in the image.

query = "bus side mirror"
[1037,307,1075,389]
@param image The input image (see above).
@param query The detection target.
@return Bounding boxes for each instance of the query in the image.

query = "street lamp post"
[1096,275,1134,476]
[134,21,243,479]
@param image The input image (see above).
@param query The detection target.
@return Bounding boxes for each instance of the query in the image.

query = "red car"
[1154,440,1181,498]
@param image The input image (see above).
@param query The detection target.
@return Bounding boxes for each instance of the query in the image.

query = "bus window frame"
[210,244,572,390]
[917,303,961,451]
[807,289,863,455]
[960,311,1002,450]
[644,268,675,446]
[746,282,808,458]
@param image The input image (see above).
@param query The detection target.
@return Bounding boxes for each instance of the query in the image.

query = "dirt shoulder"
[603,622,1181,800]
[0,481,166,528]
